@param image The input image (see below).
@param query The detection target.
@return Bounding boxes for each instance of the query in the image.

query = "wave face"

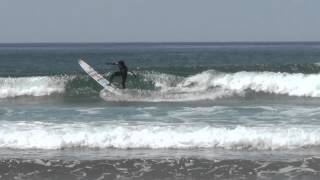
[2,70,320,100]
[0,122,320,150]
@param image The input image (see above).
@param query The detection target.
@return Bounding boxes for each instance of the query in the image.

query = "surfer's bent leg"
[109,71,122,83]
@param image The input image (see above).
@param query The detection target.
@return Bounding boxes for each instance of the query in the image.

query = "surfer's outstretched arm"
[106,62,118,65]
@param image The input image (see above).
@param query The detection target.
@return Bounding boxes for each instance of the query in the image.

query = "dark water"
[1,42,320,179]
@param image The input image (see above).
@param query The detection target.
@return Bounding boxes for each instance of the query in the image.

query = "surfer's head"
[118,60,125,66]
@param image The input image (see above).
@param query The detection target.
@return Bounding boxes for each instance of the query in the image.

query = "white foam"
[0,122,320,150]
[142,71,184,91]
[182,71,320,97]
[0,76,72,98]
[103,70,320,102]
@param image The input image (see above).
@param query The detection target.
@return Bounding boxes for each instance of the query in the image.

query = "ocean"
[1,42,320,179]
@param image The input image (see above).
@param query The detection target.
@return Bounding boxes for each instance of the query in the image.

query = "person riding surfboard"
[107,60,136,89]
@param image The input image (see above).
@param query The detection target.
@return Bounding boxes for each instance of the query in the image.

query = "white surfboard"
[78,59,121,95]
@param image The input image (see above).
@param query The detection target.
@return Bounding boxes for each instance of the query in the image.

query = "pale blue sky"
[1,0,320,42]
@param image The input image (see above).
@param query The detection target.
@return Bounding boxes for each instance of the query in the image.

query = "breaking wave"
[1,70,320,100]
[0,76,72,98]
[181,70,320,97]
[0,122,320,150]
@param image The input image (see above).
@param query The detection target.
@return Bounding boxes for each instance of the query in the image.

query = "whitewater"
[0,121,320,150]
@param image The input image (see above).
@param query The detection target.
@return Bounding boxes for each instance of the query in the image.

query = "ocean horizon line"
[1,41,320,48]
[1,41,320,44]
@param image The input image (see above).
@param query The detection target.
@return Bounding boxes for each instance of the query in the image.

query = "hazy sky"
[1,0,320,42]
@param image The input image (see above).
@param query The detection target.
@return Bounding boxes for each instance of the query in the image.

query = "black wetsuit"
[109,61,128,89]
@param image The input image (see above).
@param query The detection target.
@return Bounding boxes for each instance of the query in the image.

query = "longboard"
[78,59,121,95]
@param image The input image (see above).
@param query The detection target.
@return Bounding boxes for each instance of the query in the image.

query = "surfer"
[108,60,130,89]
